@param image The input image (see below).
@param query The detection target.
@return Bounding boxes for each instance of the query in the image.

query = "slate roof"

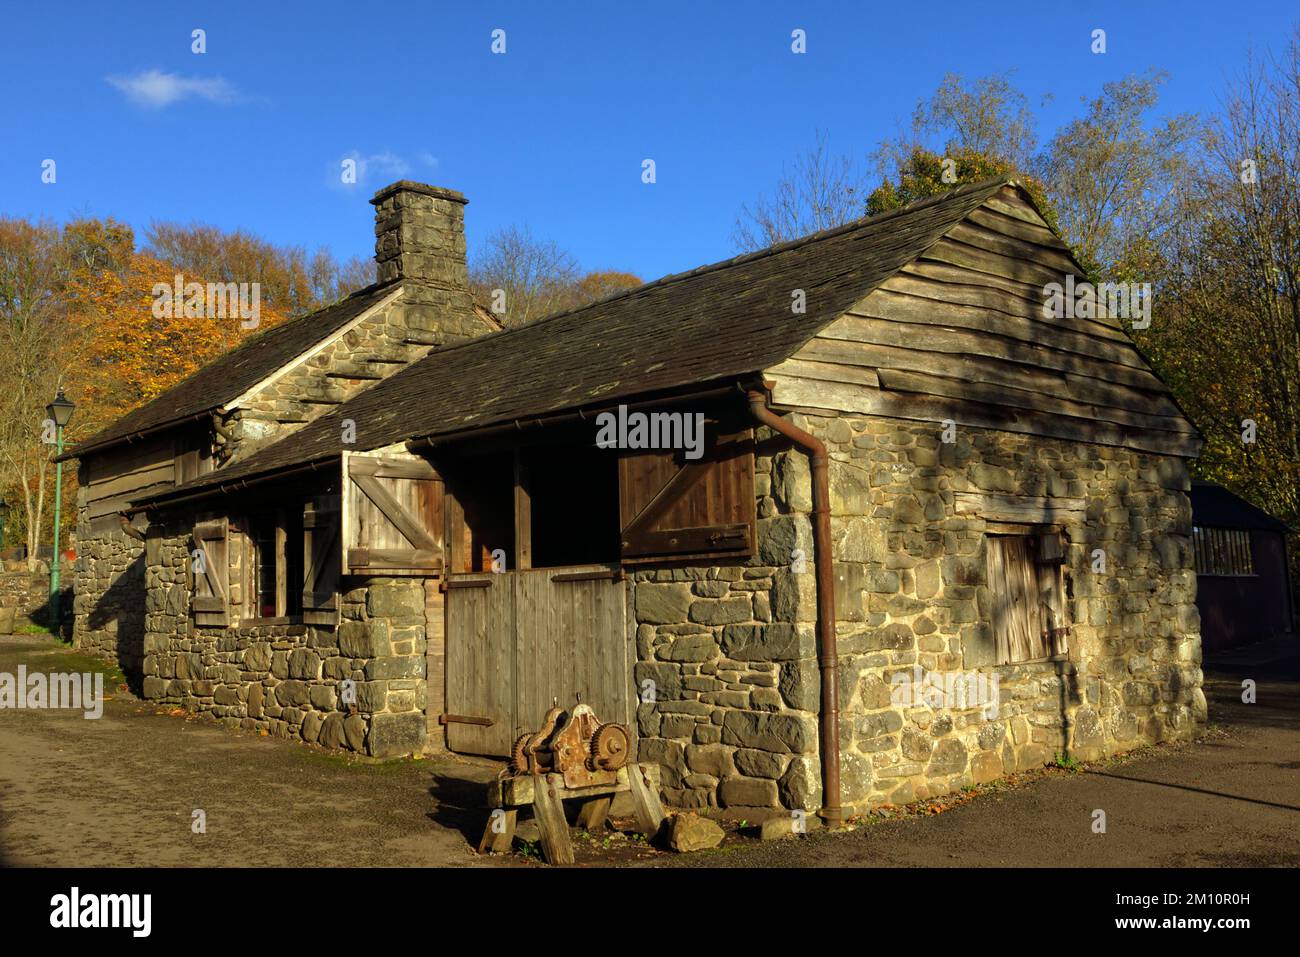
[138,177,1074,505]
[60,280,402,461]
[1191,482,1290,532]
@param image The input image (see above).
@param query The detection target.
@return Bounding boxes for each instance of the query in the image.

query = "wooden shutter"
[342,451,444,575]
[986,534,1070,663]
[303,496,341,626]
[618,423,756,562]
[192,518,229,627]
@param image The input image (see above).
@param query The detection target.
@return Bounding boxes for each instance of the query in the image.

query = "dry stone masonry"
[631,413,1202,816]
[142,516,429,756]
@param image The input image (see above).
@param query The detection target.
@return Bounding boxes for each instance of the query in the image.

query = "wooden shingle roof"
[141,178,1011,503]
[62,280,401,461]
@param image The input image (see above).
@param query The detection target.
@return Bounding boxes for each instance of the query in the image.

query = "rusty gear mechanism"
[506,702,632,788]
[590,722,630,772]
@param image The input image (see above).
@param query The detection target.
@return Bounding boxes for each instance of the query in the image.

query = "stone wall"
[219,292,433,465]
[630,412,1202,819]
[800,411,1203,813]
[71,513,145,674]
[0,569,67,631]
[630,444,824,815]
[141,516,429,756]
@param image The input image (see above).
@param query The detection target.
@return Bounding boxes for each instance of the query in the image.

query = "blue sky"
[1,1,1294,283]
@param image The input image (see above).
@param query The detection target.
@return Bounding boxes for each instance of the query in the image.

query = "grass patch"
[1050,753,1083,773]
[2,640,127,687]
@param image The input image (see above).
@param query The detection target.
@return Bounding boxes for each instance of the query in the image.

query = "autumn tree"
[145,221,373,316]
[0,217,92,566]
[1040,72,1196,276]
[1135,30,1300,528]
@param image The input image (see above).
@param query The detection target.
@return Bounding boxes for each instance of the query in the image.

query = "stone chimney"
[371,180,484,343]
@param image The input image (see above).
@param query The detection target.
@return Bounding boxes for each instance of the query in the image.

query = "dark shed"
[1190,481,1294,650]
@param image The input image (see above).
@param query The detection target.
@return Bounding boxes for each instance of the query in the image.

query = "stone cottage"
[71,176,1205,822]
[63,182,498,677]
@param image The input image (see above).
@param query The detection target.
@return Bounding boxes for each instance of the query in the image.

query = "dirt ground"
[1,633,1296,868]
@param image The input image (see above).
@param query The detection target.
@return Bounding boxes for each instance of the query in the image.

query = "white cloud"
[106,70,239,109]
[334,150,417,189]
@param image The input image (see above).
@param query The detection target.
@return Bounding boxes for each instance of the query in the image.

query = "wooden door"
[444,574,515,756]
[443,567,630,757]
[513,566,630,737]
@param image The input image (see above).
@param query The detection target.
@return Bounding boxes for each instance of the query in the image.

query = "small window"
[246,508,305,619]
[1192,526,1255,576]
[985,532,1070,664]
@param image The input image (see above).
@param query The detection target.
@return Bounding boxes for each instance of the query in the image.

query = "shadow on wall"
[81,550,147,694]
[19,589,73,633]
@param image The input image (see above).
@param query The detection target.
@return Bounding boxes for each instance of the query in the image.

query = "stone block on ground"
[668,812,724,853]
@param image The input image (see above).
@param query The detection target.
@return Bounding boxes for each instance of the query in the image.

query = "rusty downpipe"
[746,387,842,825]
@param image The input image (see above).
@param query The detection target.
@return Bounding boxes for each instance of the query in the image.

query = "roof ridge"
[62,277,403,459]
[414,175,1017,362]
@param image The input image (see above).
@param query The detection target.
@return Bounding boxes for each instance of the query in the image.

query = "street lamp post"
[46,390,75,633]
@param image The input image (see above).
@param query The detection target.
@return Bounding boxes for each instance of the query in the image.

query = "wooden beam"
[955,492,1086,524]
[275,510,287,618]
[514,450,532,571]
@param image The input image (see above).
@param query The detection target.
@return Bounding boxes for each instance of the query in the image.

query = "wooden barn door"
[514,567,629,734]
[443,569,627,756]
[444,574,515,755]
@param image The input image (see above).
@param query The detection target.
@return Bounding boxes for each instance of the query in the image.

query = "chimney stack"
[371,181,482,343]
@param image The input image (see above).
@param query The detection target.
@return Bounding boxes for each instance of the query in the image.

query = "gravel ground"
[2,633,1296,868]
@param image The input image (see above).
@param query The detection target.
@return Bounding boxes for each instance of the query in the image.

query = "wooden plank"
[347,457,437,480]
[879,271,1131,343]
[477,808,517,854]
[967,205,1066,249]
[766,357,881,387]
[514,451,532,571]
[955,492,1086,524]
[769,376,1199,457]
[577,796,613,831]
[531,777,574,865]
[445,573,514,756]
[923,235,1073,290]
[425,581,446,753]
[821,314,1170,392]
[876,368,1198,435]
[500,766,631,806]
[86,460,176,502]
[984,191,1051,225]
[88,486,173,519]
[852,289,1149,370]
[346,547,441,569]
[627,762,667,839]
[791,336,1183,419]
[947,220,1079,275]
[351,472,439,551]
[902,258,1046,308]
[275,515,287,618]
[85,435,175,485]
